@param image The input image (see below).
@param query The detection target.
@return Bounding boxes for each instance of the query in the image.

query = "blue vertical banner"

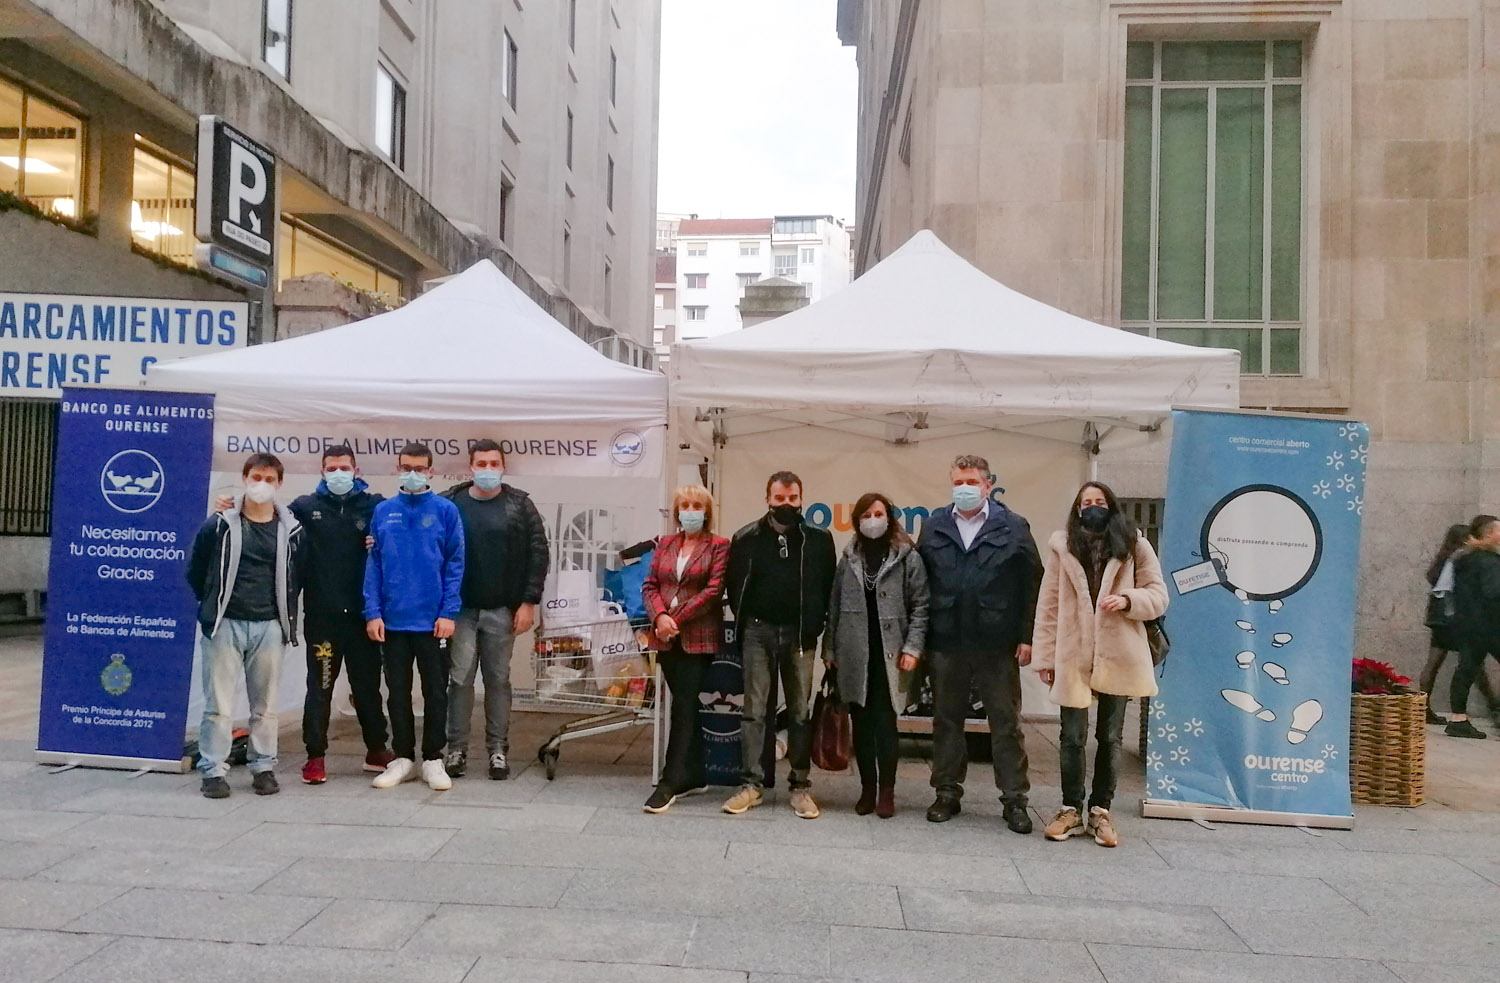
[37,387,215,770]
[1145,409,1368,828]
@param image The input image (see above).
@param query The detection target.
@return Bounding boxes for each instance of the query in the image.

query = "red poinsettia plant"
[1352,658,1413,695]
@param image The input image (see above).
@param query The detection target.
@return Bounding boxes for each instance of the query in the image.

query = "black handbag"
[1146,617,1171,667]
[1425,591,1455,630]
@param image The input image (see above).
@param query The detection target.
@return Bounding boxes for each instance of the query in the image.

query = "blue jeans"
[446,606,515,755]
[741,619,815,790]
[198,619,285,778]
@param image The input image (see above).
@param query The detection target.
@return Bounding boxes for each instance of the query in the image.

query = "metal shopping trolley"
[531,615,660,780]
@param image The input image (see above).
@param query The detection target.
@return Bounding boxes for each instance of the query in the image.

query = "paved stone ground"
[1,630,1498,982]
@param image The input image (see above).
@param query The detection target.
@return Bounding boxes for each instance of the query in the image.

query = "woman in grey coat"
[825,492,930,817]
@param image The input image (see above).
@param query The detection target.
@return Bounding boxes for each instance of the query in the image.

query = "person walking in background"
[441,439,550,782]
[1447,514,1500,739]
[186,453,305,799]
[364,442,466,789]
[641,485,729,814]
[288,444,394,785]
[825,492,929,818]
[723,470,837,819]
[916,454,1043,833]
[1422,523,1497,726]
[1033,482,1168,848]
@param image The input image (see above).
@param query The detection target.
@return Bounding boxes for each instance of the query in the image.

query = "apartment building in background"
[0,0,661,611]
[675,215,851,338]
[838,0,1493,686]
[654,251,676,363]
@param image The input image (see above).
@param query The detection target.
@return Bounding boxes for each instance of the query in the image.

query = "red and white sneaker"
[301,757,327,785]
[364,748,396,773]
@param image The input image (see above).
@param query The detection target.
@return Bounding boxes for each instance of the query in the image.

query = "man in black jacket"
[722,470,837,819]
[1448,514,1500,739]
[916,454,1043,833]
[441,440,550,780]
[288,444,393,784]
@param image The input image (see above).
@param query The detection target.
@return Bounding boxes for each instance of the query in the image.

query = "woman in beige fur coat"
[1031,481,1168,848]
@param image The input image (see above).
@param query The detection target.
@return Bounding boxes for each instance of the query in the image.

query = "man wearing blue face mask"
[916,454,1043,833]
[440,439,550,781]
[364,442,466,791]
[288,444,393,785]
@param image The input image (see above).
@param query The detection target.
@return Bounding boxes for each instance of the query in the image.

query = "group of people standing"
[186,440,549,798]
[1423,516,1500,739]
[640,455,1168,847]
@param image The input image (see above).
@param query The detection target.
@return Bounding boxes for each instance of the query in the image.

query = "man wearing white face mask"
[440,439,549,781]
[186,453,306,799]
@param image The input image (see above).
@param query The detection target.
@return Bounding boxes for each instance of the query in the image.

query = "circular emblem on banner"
[100,653,133,696]
[610,430,646,468]
[1200,484,1323,602]
[100,449,165,514]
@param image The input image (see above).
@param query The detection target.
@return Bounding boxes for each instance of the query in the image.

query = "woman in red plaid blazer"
[641,485,729,814]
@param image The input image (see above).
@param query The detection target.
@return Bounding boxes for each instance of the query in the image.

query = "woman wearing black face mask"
[1031,481,1167,848]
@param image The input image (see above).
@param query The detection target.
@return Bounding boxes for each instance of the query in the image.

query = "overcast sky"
[656,0,857,222]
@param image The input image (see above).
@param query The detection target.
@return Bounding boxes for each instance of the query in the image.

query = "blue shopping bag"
[603,550,652,622]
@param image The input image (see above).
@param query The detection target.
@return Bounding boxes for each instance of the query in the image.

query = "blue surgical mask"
[323,470,355,496]
[952,484,984,512]
[679,509,706,533]
[473,468,503,491]
[399,470,429,493]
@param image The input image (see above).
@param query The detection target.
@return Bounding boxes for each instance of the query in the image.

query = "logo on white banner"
[610,429,645,467]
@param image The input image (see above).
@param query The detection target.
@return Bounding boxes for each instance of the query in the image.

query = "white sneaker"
[422,758,453,791]
[371,757,414,789]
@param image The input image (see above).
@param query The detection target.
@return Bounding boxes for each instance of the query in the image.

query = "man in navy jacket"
[363,442,465,791]
[916,454,1043,833]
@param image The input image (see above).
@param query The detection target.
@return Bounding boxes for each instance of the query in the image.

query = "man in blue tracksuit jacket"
[363,442,466,791]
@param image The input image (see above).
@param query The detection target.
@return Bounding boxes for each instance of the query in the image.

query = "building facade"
[0,0,661,612]
[654,251,676,363]
[675,215,851,338]
[838,0,1490,684]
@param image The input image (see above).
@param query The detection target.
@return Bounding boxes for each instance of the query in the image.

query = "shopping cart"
[531,615,660,780]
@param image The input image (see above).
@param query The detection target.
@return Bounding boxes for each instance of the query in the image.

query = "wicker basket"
[1349,692,1426,807]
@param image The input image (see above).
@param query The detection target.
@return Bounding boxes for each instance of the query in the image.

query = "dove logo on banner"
[1144,410,1367,829]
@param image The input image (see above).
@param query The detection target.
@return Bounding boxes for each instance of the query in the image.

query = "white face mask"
[244,479,276,505]
[859,516,889,540]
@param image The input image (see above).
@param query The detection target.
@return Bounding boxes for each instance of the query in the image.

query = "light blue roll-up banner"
[1143,409,1368,829]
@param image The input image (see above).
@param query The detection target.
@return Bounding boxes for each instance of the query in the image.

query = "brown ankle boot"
[876,785,895,818]
[856,785,877,815]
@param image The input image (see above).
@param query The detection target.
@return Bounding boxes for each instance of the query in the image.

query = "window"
[606,155,615,211]
[562,228,572,288]
[603,261,612,317]
[739,241,760,257]
[737,273,759,288]
[502,30,518,110]
[685,306,707,321]
[609,48,618,105]
[685,242,707,257]
[131,139,197,265]
[1122,40,1303,376]
[262,0,292,78]
[800,247,815,264]
[773,250,797,278]
[774,217,818,235]
[568,0,577,51]
[499,177,513,244]
[0,76,83,216]
[654,292,665,310]
[685,273,707,289]
[566,108,574,169]
[898,108,912,166]
[278,218,405,299]
[374,64,406,169]
[0,399,58,536]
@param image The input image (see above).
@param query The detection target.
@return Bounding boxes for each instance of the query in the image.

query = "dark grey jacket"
[826,540,930,711]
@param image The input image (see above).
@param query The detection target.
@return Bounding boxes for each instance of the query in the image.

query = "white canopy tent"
[671,230,1239,457]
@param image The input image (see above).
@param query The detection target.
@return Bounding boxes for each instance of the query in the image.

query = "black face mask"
[1079,506,1111,532]
[770,504,802,526]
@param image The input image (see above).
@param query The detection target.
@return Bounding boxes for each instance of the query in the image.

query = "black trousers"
[1450,643,1500,716]
[929,649,1030,804]
[1059,694,1129,812]
[851,654,898,789]
[383,630,449,761]
[302,611,389,758]
[658,645,707,793]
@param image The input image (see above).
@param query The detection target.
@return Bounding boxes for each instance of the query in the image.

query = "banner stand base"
[1141,798,1353,831]
[35,750,190,775]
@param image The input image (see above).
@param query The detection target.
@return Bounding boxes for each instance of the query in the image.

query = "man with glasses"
[723,470,837,819]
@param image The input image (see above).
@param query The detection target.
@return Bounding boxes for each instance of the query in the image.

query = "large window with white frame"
[1121,39,1304,377]
[685,273,707,289]
[262,0,292,79]
[374,63,406,169]
[0,75,83,217]
[685,241,707,257]
[502,30,519,110]
[684,306,707,321]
